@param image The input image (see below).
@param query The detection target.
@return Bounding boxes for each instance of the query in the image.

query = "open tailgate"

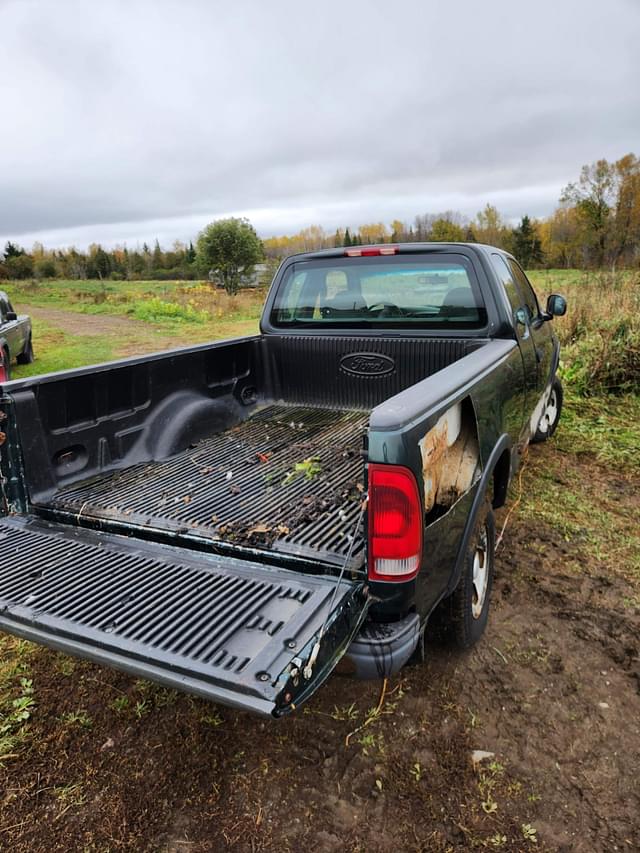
[0,517,368,716]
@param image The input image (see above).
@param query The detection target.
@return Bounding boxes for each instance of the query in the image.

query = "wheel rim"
[471,527,490,619]
[538,388,558,434]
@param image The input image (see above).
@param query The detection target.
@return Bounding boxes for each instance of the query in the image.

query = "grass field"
[1,271,639,851]
[8,278,265,377]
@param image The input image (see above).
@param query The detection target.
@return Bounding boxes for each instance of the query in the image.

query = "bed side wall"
[7,337,264,504]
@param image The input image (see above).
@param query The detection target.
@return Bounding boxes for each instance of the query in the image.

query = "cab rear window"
[270,253,487,329]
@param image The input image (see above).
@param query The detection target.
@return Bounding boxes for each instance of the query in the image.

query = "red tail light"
[368,464,423,581]
[0,353,7,383]
[345,245,399,257]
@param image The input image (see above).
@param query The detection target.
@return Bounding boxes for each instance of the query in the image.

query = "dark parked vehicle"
[0,290,33,379]
[0,244,566,716]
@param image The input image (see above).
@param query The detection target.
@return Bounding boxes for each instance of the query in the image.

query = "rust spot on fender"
[419,403,479,514]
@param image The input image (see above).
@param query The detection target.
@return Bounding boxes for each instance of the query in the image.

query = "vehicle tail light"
[0,353,7,383]
[368,463,423,581]
[345,245,399,257]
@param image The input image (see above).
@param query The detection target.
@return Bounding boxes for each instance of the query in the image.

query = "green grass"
[132,297,210,323]
[555,391,640,472]
[13,317,114,377]
[518,387,640,582]
[0,638,36,764]
[520,456,640,581]
[530,269,640,395]
[5,278,265,325]
[527,267,638,293]
[6,277,196,307]
[6,278,264,378]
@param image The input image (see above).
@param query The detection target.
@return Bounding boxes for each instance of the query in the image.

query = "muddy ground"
[1,440,639,852]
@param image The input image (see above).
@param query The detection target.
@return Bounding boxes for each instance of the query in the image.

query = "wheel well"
[418,396,481,518]
[492,447,511,509]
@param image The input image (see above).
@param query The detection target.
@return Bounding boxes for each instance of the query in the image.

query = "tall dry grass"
[175,283,266,321]
[532,270,640,396]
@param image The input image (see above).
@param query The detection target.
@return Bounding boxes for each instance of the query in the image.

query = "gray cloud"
[1,0,639,248]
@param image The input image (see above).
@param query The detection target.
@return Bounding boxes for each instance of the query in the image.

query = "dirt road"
[15,304,258,359]
[17,303,183,359]
[1,436,638,851]
[18,304,151,339]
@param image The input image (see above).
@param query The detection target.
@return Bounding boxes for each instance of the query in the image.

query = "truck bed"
[11,333,481,576]
[40,404,368,570]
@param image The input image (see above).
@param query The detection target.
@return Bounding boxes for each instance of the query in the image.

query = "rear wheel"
[16,335,34,365]
[445,502,495,649]
[532,377,563,443]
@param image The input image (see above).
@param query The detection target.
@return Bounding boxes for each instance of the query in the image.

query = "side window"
[507,259,540,320]
[0,298,8,322]
[490,254,522,318]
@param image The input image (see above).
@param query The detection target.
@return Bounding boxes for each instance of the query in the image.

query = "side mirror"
[5,311,17,321]
[545,293,566,319]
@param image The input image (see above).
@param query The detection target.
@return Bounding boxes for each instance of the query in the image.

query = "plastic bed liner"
[40,404,368,570]
[0,516,367,716]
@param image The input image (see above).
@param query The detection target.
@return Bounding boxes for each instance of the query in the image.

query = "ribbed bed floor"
[44,405,368,569]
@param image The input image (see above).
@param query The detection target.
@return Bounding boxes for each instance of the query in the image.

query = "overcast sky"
[1,0,639,249]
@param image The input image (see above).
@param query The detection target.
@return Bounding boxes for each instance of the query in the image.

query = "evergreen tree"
[3,241,25,260]
[152,239,163,270]
[512,216,543,267]
[344,227,352,247]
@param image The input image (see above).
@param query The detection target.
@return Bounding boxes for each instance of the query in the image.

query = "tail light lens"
[0,353,6,383]
[368,464,423,581]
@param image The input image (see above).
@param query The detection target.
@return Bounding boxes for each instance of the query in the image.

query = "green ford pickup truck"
[0,243,566,717]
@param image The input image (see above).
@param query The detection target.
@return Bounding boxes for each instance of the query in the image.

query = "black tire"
[444,502,495,649]
[1,347,10,380]
[16,335,34,365]
[531,377,563,443]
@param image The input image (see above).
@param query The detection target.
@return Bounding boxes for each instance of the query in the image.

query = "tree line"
[0,239,199,282]
[264,153,640,269]
[1,153,639,283]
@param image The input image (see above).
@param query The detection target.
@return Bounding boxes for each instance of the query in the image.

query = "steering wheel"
[367,302,405,318]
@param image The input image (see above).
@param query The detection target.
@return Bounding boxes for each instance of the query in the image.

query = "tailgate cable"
[302,496,368,681]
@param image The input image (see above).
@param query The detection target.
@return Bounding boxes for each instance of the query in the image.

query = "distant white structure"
[208,263,269,288]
